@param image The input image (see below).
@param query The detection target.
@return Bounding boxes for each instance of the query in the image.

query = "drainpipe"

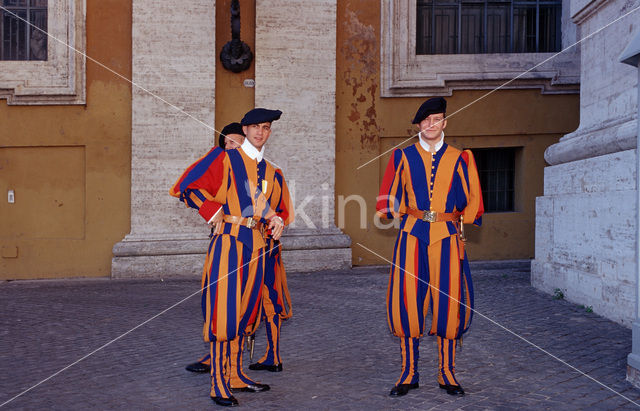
[620,30,640,386]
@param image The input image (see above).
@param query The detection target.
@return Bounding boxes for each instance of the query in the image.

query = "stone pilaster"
[253,0,351,270]
[111,0,216,278]
[620,29,640,388]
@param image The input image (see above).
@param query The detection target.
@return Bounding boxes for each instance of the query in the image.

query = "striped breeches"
[262,240,292,319]
[387,232,473,340]
[255,239,290,365]
[201,234,266,342]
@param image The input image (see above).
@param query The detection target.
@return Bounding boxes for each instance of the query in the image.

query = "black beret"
[412,97,447,124]
[218,122,245,149]
[240,108,282,126]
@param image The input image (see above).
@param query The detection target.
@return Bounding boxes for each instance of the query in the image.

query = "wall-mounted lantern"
[220,0,253,73]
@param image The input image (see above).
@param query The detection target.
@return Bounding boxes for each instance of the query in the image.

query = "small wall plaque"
[2,246,18,258]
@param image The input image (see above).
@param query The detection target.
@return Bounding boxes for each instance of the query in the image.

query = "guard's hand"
[209,212,224,235]
[268,216,284,240]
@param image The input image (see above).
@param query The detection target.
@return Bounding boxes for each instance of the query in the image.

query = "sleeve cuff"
[198,200,222,222]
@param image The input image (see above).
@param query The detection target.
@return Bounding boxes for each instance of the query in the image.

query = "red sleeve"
[170,147,226,222]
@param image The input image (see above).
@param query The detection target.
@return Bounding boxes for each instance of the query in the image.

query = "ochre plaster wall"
[0,0,132,279]
[215,0,255,132]
[336,1,580,265]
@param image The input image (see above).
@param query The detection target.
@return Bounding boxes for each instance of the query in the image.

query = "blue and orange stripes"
[396,337,420,386]
[387,232,472,340]
[263,238,292,319]
[228,336,258,388]
[209,341,232,399]
[376,143,483,246]
[256,315,282,366]
[437,337,459,386]
[170,146,294,253]
[378,140,482,387]
[380,142,482,342]
[172,143,294,396]
[201,234,265,342]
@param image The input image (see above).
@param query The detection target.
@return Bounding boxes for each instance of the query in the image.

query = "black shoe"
[248,362,283,372]
[389,382,419,396]
[234,383,271,393]
[211,396,238,407]
[185,361,210,373]
[439,383,465,396]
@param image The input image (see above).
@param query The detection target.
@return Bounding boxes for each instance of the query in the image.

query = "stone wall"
[533,0,640,326]
[129,1,216,237]
[255,0,337,229]
[112,0,216,277]
[254,0,351,270]
[533,149,637,325]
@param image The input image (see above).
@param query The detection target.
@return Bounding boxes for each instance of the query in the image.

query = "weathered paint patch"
[340,9,380,148]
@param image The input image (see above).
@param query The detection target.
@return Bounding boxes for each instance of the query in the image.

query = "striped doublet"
[377,142,483,340]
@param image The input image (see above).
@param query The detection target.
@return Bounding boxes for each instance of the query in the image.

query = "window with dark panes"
[417,0,561,54]
[473,147,517,212]
[1,0,47,61]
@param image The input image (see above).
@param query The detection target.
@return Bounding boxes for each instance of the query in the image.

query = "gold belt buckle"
[422,210,437,223]
[246,217,256,228]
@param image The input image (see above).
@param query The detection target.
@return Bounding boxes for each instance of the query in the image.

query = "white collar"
[240,139,265,162]
[419,131,444,154]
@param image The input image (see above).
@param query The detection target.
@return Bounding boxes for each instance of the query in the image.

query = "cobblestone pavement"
[1,264,640,410]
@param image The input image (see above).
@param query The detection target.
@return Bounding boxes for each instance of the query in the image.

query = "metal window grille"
[417,0,561,54]
[1,0,48,61]
[473,147,517,212]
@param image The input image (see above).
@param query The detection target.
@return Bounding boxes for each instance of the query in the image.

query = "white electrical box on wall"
[8,190,15,204]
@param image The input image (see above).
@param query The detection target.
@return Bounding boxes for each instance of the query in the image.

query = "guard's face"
[243,122,272,150]
[418,113,447,142]
[224,133,244,150]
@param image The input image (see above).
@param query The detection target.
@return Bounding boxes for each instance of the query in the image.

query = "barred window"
[1,0,47,61]
[473,147,517,212]
[417,0,561,54]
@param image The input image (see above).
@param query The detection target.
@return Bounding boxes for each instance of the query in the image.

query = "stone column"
[620,31,640,388]
[254,0,351,271]
[111,1,216,278]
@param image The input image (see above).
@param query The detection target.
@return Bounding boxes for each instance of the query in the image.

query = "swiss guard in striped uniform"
[171,109,293,407]
[376,97,484,397]
[184,121,293,376]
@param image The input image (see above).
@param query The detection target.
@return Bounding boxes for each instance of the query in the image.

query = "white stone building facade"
[531,0,640,384]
